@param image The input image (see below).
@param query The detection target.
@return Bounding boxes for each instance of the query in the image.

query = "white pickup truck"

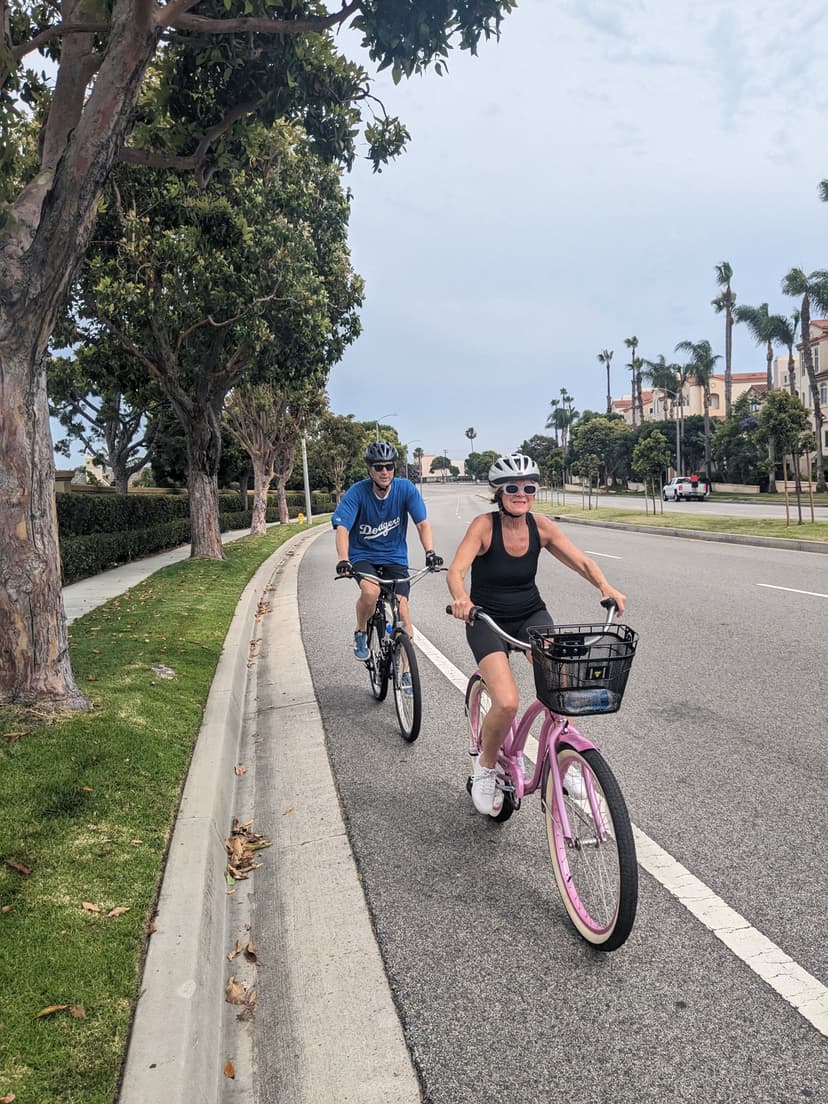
[662,475,710,502]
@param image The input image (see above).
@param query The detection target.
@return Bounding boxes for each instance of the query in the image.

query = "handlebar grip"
[600,597,617,610]
[445,604,481,620]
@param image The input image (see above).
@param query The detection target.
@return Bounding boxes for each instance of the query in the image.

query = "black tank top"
[470,511,546,621]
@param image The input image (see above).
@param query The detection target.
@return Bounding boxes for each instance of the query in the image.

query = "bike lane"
[298,517,828,1104]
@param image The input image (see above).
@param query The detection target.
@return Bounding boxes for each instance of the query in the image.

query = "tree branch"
[168,0,362,36]
[10,21,109,63]
[119,99,261,185]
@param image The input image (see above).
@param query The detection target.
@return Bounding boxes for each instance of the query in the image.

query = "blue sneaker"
[400,671,413,696]
[353,631,369,661]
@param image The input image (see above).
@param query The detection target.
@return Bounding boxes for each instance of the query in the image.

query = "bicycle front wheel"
[366,615,389,702]
[391,632,421,741]
[543,745,638,951]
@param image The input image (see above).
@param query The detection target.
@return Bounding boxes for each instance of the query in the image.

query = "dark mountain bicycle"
[338,565,443,742]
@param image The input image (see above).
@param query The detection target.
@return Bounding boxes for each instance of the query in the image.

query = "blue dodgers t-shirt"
[332,478,427,565]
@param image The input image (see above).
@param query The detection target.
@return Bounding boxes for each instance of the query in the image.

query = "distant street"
[298,484,828,1104]
[539,486,828,520]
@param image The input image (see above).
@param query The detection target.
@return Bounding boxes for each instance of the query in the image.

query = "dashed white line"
[413,624,828,1039]
[582,549,623,559]
[757,583,828,599]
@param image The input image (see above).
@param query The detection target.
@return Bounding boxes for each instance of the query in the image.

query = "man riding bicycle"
[333,440,443,662]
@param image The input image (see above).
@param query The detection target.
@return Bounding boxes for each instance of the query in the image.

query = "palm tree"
[711,261,736,418]
[624,336,639,426]
[597,349,614,415]
[776,312,800,397]
[734,301,790,493]
[465,426,477,449]
[413,446,424,483]
[781,268,828,493]
[642,355,682,470]
[545,398,561,446]
[675,339,721,481]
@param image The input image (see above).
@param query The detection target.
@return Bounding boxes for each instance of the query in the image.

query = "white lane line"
[758,583,828,599]
[413,625,828,1039]
[582,550,623,559]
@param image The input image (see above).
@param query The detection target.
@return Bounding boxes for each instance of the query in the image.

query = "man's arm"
[414,518,434,554]
[335,525,351,562]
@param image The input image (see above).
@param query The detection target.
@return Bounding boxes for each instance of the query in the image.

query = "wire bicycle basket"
[529,622,638,716]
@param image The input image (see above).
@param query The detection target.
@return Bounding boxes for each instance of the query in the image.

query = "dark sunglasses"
[372,462,395,472]
[503,483,537,495]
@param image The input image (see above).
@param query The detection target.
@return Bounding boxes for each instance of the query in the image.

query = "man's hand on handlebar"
[425,550,443,570]
[336,559,353,577]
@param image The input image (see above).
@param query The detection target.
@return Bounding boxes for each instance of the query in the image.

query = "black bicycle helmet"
[365,440,399,465]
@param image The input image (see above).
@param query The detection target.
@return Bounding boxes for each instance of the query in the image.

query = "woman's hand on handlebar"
[601,586,626,616]
[450,595,476,623]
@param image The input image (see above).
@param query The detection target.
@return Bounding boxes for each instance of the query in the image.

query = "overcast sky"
[52,1,828,468]
[326,0,828,462]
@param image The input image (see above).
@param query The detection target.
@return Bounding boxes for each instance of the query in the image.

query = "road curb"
[118,526,322,1104]
[554,514,828,555]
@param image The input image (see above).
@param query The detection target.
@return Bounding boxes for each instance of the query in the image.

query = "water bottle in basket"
[561,688,614,713]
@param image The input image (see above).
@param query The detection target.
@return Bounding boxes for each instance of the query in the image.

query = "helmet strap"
[496,494,522,519]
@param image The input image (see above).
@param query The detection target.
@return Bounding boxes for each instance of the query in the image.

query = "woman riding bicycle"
[446,454,626,817]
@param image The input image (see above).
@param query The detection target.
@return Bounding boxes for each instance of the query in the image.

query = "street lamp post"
[375,412,397,441]
[402,439,421,483]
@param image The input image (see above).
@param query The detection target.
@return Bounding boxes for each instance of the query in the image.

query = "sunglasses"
[502,483,537,495]
[372,462,395,472]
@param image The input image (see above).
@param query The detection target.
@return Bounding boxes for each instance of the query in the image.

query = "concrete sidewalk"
[63,526,420,1103]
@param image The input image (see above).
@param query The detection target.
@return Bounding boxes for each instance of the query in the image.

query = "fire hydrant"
[297,512,305,525]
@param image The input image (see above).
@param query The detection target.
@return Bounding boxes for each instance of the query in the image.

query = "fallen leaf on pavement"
[225,977,246,1005]
[224,819,271,883]
[81,902,100,913]
[234,765,247,776]
[107,907,129,918]
[224,1060,235,1079]
[36,1005,68,1018]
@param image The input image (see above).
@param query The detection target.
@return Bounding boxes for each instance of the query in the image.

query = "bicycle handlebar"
[335,565,446,587]
[444,597,619,652]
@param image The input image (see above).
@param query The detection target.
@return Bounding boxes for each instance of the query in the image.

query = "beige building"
[611,372,769,426]
[773,318,828,453]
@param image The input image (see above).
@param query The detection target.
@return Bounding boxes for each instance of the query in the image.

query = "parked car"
[662,475,709,501]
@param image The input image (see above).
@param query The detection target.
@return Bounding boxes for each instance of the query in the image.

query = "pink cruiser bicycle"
[452,598,639,951]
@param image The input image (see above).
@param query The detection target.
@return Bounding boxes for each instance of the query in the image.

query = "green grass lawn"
[0,520,323,1104]
[536,501,828,543]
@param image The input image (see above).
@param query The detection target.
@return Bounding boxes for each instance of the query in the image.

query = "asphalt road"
[299,485,828,1104]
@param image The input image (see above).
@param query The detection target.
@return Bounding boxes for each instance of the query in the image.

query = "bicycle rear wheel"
[543,745,637,951]
[391,631,421,741]
[366,614,389,702]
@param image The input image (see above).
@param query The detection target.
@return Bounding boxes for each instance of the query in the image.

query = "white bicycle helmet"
[488,453,540,488]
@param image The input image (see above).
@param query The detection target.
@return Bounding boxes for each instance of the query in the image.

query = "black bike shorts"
[466,607,554,665]
[350,560,411,599]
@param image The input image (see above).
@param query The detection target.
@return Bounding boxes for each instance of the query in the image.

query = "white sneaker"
[563,764,587,801]
[471,760,504,817]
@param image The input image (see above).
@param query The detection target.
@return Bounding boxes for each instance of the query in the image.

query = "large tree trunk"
[251,460,274,536]
[184,412,224,559]
[276,475,290,524]
[0,10,158,708]
[0,346,89,708]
